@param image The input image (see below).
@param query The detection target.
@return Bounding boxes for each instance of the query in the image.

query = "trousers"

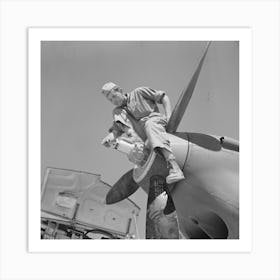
[139,113,172,153]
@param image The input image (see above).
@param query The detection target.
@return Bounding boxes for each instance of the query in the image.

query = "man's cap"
[101,82,118,96]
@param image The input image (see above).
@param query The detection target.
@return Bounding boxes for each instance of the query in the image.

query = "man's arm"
[101,131,118,147]
[161,94,172,122]
[102,120,143,147]
[136,87,172,122]
[101,121,125,147]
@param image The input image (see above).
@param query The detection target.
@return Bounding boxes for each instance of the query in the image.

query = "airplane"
[105,42,239,239]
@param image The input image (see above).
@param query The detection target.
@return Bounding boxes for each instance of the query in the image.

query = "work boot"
[166,155,185,184]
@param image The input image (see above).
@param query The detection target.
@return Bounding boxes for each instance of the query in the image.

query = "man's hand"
[101,133,116,147]
[165,114,171,123]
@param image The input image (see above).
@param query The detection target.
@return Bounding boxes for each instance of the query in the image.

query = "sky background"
[41,41,239,209]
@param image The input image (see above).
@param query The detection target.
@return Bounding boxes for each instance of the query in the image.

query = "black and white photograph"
[1,1,280,280]
[40,40,239,240]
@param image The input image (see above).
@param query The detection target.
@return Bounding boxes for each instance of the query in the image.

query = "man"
[100,82,185,184]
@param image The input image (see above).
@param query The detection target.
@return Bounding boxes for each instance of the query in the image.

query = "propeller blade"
[106,169,139,204]
[166,42,211,133]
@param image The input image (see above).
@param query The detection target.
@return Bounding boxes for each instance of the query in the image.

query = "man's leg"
[144,116,185,184]
[160,149,185,184]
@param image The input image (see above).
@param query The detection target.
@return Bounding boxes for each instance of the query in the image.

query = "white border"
[28,27,252,253]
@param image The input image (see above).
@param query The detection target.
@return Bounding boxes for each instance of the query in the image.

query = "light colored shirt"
[124,87,166,120]
[109,87,166,141]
